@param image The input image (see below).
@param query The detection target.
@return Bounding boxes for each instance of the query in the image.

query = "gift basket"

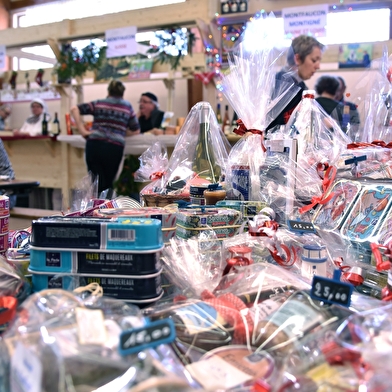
[140,101,231,207]
[218,12,301,202]
[0,289,200,392]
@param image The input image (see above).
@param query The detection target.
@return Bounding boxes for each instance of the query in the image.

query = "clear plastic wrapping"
[0,289,196,392]
[134,141,169,182]
[283,90,351,175]
[140,102,231,203]
[218,13,301,201]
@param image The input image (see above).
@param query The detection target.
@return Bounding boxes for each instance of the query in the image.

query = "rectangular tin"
[340,184,392,242]
[312,179,362,231]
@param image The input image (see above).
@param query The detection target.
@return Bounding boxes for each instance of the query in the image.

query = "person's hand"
[149,128,164,135]
[78,127,92,139]
[12,129,21,136]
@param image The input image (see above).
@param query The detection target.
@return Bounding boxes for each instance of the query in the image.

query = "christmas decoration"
[194,71,215,85]
[35,69,44,87]
[146,27,196,70]
[54,41,104,83]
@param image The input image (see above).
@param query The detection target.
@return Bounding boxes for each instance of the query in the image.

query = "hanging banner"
[0,45,6,70]
[282,4,328,38]
[105,26,137,58]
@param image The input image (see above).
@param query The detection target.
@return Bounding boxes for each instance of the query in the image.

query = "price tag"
[310,270,353,307]
[288,220,316,234]
[118,318,176,356]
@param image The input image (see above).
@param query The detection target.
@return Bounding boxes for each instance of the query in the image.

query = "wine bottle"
[41,113,48,136]
[230,0,239,13]
[52,112,61,136]
[221,0,230,14]
[192,102,221,183]
[222,104,230,135]
[239,0,247,12]
[216,103,222,127]
[231,111,238,133]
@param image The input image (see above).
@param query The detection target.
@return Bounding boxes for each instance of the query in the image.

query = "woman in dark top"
[267,35,324,132]
[314,74,345,130]
[137,92,165,133]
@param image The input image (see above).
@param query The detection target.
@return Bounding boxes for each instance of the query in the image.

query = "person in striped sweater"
[70,79,140,196]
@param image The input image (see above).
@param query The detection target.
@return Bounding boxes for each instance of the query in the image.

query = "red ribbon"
[222,256,251,276]
[248,220,279,237]
[348,140,392,149]
[149,171,165,180]
[200,290,254,344]
[370,242,392,271]
[299,165,337,214]
[233,119,267,152]
[269,244,297,268]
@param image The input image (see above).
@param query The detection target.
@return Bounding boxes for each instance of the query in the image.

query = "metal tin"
[29,268,163,300]
[340,184,392,242]
[312,179,362,231]
[29,245,163,275]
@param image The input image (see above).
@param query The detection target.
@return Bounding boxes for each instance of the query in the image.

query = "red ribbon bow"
[194,71,215,85]
[249,220,279,237]
[149,171,165,180]
[233,119,266,152]
[299,165,337,214]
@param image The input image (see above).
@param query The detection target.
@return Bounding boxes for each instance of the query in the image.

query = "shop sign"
[282,4,328,38]
[105,26,137,58]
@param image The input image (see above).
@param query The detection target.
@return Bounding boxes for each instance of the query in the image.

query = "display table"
[0,179,40,194]
[57,134,179,156]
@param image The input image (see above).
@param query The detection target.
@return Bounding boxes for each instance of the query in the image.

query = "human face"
[138,96,154,117]
[296,46,322,81]
[335,80,345,101]
[31,102,43,117]
[0,108,10,120]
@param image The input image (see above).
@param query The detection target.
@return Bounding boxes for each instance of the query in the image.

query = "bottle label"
[231,165,250,201]
[247,299,282,323]
[388,270,392,286]
[176,302,227,335]
[264,299,324,339]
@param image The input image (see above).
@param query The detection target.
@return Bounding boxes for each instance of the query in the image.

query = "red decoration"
[35,68,44,87]
[194,71,215,85]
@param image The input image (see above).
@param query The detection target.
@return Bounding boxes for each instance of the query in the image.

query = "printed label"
[76,308,107,345]
[265,299,324,339]
[176,302,227,335]
[231,165,250,201]
[247,299,282,324]
[11,342,42,392]
[186,355,252,390]
[45,251,61,267]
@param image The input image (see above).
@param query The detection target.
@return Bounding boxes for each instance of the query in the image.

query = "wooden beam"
[9,0,58,11]
[0,0,210,48]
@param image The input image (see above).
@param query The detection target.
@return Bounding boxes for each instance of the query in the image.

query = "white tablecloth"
[57,134,178,156]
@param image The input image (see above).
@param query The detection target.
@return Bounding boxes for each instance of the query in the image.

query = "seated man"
[137,92,165,134]
[0,104,11,130]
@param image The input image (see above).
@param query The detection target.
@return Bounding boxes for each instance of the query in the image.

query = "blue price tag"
[118,318,176,356]
[310,270,353,307]
[288,220,316,234]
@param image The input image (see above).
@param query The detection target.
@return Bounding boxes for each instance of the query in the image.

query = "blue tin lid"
[302,244,327,263]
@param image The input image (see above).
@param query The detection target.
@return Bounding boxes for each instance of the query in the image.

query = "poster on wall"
[128,59,154,79]
[338,43,373,69]
[282,4,328,38]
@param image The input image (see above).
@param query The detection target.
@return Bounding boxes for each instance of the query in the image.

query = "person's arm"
[70,105,92,137]
[125,111,140,136]
[126,129,140,136]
